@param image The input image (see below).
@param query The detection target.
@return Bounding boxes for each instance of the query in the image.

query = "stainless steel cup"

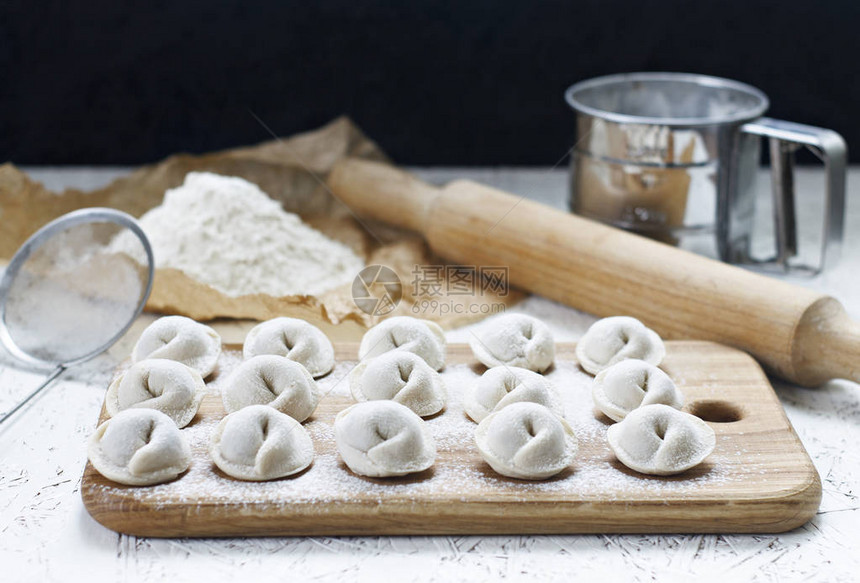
[565,72,846,274]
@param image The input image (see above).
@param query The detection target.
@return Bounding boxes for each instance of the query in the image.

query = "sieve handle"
[0,365,66,426]
[740,117,847,274]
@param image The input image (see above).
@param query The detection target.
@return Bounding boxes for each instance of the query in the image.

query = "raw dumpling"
[475,402,577,480]
[105,359,206,428]
[464,366,563,423]
[358,316,446,371]
[243,317,335,378]
[334,401,436,477]
[468,314,554,372]
[349,351,446,417]
[132,315,222,378]
[576,316,665,375]
[592,359,683,422]
[607,404,715,476]
[221,355,321,422]
[210,405,314,481]
[88,409,191,486]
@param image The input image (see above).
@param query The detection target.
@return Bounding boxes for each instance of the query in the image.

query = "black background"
[2,0,858,165]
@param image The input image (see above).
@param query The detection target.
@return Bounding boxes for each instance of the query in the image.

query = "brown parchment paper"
[0,117,524,330]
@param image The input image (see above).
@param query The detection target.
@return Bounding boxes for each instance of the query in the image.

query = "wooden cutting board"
[80,341,820,537]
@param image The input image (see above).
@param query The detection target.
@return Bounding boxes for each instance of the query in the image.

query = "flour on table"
[115,172,364,297]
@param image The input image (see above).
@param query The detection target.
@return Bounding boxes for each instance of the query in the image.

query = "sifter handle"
[0,364,66,427]
[741,117,847,274]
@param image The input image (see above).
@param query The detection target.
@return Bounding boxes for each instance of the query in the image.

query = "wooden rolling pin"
[328,158,860,387]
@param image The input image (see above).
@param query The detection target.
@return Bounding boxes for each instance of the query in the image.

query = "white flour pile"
[123,172,364,297]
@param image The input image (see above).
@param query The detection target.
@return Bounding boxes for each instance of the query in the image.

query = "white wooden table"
[2,167,859,582]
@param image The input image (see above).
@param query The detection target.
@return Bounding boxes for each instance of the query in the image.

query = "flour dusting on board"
[87,349,741,514]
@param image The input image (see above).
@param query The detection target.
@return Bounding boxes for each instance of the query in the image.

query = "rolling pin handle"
[794,298,860,387]
[328,159,439,233]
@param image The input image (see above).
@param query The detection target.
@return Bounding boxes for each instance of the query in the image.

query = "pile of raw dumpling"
[88,315,337,485]
[88,314,452,485]
[337,312,715,481]
[339,314,568,480]
[465,314,576,479]
[337,317,447,477]
[87,311,717,487]
[577,316,716,475]
[466,313,714,478]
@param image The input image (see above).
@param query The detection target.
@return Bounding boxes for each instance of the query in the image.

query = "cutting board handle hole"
[688,400,743,423]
